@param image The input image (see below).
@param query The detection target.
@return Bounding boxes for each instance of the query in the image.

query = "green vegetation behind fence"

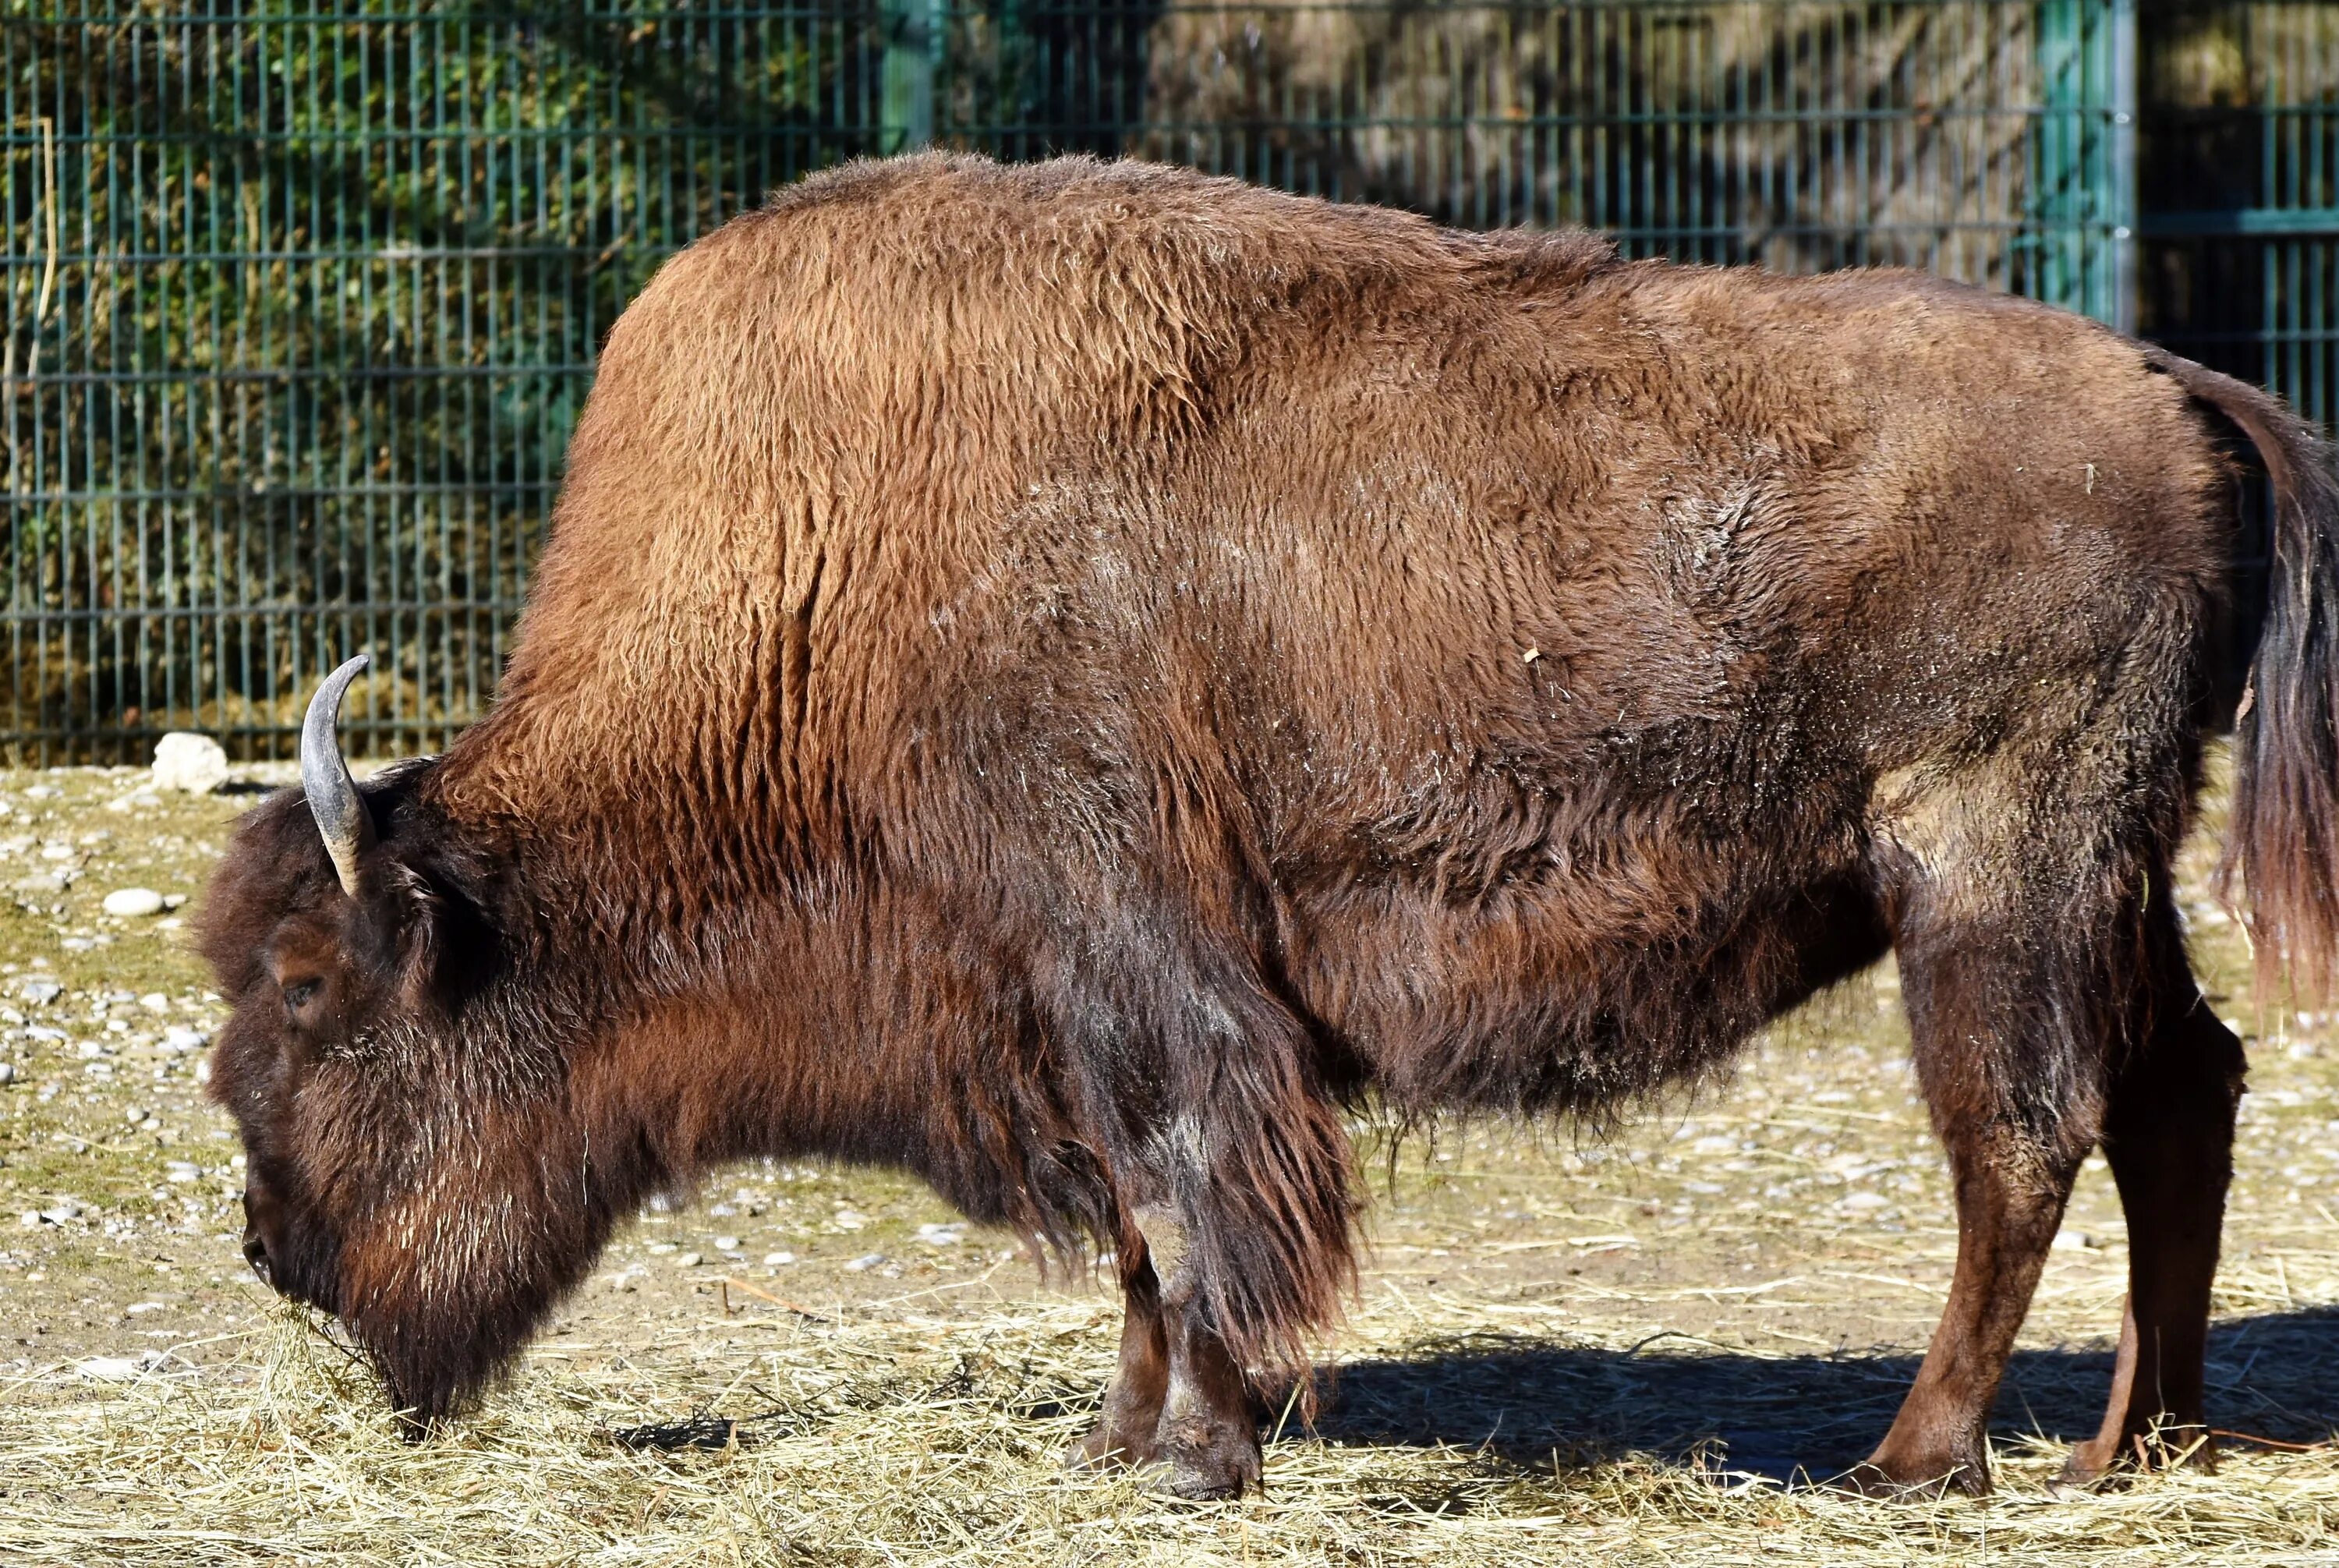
[2,1,2329,761]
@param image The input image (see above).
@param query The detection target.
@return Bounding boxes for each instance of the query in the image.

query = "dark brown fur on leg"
[1068,1231,1263,1497]
[1149,1287,1263,1499]
[1843,869,2125,1496]
[2062,994,2243,1485]
[1845,1127,2082,1495]
[1138,1209,1264,1498]
[1068,1245,1171,1472]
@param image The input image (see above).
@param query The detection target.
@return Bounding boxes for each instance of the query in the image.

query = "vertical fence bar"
[884,0,938,153]
[2107,0,2136,333]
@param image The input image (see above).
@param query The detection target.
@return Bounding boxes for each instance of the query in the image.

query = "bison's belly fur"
[206,154,2320,1495]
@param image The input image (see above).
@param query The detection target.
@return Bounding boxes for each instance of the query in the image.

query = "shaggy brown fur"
[201,152,2339,1498]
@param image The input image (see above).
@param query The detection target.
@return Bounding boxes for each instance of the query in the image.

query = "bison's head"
[200,658,609,1427]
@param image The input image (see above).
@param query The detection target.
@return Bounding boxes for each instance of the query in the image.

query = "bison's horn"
[300,655,377,898]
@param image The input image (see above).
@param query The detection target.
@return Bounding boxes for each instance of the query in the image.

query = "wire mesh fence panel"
[4,2,890,762]
[2,1,2322,761]
[2140,0,2339,430]
[920,1,2132,302]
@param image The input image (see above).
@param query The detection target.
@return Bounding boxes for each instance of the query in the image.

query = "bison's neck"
[417,755,1080,1235]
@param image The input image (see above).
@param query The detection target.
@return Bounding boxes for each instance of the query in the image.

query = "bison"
[200,152,2339,1499]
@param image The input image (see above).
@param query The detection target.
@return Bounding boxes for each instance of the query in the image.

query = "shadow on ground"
[1304,1308,2339,1483]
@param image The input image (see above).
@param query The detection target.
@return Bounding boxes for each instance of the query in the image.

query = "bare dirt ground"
[2,758,2336,1565]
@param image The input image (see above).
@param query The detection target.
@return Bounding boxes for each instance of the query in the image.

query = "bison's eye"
[281,978,321,1014]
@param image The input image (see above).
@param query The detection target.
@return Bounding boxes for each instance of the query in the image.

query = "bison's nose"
[240,1183,280,1288]
[241,1225,272,1284]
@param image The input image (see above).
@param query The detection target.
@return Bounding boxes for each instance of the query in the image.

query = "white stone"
[150,733,229,795]
[843,1251,886,1272]
[713,1234,740,1252]
[16,978,59,1006]
[76,1353,162,1380]
[916,1223,967,1247]
[0,1063,13,1085]
[763,1251,796,1267]
[161,1025,207,1054]
[101,888,165,918]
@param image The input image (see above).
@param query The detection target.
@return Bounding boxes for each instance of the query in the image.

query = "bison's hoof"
[1145,1420,1262,1500]
[1141,1454,1258,1502]
[2055,1426,2214,1492]
[1830,1456,1990,1499]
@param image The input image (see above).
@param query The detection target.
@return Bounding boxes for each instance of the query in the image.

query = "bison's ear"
[350,856,499,1022]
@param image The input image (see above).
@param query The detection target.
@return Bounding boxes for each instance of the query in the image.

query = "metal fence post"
[2109,0,2139,335]
[883,0,939,154]
[2033,0,2132,328]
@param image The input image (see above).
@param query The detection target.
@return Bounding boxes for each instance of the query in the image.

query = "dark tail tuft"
[2153,349,2339,1002]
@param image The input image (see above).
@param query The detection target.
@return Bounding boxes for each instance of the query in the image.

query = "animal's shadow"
[1304,1308,2339,1484]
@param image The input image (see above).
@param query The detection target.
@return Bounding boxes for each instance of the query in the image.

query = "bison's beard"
[334,1171,608,1431]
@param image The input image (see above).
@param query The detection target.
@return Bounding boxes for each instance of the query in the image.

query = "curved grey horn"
[300,654,377,898]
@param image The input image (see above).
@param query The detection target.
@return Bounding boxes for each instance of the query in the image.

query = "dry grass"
[3,1283,2337,1566]
[3,756,2339,1564]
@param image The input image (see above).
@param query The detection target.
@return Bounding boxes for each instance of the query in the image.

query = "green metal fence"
[1,1,2325,761]
[950,0,2138,312]
[2139,1,2339,428]
[5,2,895,761]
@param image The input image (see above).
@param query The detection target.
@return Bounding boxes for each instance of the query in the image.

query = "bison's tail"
[2153,349,2339,1002]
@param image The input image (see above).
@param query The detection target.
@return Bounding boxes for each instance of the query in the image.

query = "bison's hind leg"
[1851,829,2196,1495]
[2060,915,2242,1486]
[1841,901,2097,1496]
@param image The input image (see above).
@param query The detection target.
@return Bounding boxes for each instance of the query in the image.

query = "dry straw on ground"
[4,1252,2338,1565]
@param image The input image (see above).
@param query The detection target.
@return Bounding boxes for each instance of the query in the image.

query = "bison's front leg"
[1069,1221,1263,1498]
[1068,1243,1172,1472]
